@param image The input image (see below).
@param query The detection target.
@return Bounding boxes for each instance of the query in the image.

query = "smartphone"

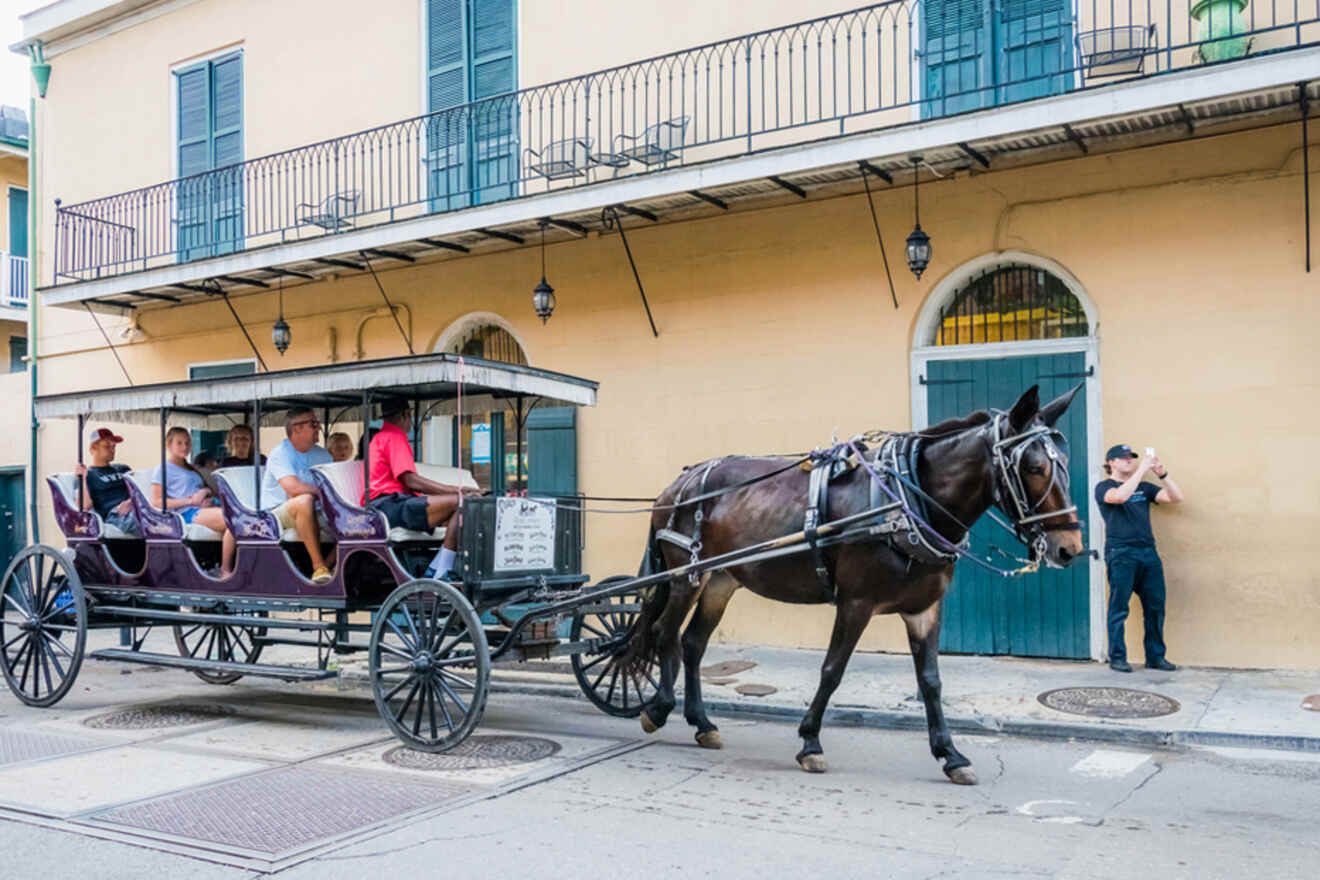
[1145,447,1155,457]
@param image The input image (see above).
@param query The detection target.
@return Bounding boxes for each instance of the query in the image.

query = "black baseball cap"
[379,398,410,418]
[1105,444,1139,461]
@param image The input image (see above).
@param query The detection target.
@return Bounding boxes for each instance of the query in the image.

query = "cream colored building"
[12,0,1320,668]
[0,105,29,570]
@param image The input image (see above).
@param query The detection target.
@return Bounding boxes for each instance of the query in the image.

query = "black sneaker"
[1146,658,1178,671]
[1109,659,1133,673]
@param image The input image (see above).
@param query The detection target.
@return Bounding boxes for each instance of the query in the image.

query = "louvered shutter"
[471,0,516,203]
[210,54,244,255]
[998,0,1072,103]
[175,54,243,260]
[526,407,577,496]
[428,0,470,210]
[923,0,988,116]
[176,64,211,260]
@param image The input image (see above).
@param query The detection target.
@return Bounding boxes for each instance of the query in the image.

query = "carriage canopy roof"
[33,352,598,428]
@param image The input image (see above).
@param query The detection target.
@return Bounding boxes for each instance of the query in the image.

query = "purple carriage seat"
[46,472,136,541]
[213,466,291,543]
[122,470,223,542]
[310,461,474,543]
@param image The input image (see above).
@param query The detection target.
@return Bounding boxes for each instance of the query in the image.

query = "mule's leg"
[641,577,702,734]
[796,599,874,773]
[902,604,976,785]
[680,574,738,749]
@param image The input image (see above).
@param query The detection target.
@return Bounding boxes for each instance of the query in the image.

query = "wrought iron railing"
[52,0,1320,284]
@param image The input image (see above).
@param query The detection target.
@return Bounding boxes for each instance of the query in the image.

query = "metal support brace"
[603,207,659,337]
[1301,81,1312,273]
[958,141,990,168]
[1063,124,1088,154]
[208,281,269,372]
[768,175,807,198]
[859,165,900,310]
[81,302,134,385]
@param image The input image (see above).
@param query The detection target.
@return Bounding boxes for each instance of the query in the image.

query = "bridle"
[988,410,1081,562]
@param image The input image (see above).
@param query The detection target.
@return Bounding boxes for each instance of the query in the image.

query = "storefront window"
[444,322,531,495]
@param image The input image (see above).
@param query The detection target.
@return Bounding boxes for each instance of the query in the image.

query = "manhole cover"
[1038,687,1179,719]
[84,703,236,730]
[383,735,561,770]
[702,677,736,686]
[734,683,777,697]
[701,660,756,677]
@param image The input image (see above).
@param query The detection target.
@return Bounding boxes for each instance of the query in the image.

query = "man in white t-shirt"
[262,407,334,584]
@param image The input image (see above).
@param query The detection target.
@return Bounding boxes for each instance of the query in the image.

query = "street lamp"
[532,219,556,324]
[905,156,932,280]
[272,280,291,355]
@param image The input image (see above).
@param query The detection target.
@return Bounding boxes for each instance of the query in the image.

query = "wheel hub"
[412,651,434,673]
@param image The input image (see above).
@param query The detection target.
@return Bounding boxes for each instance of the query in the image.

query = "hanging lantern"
[272,280,291,354]
[905,156,933,280]
[532,219,556,323]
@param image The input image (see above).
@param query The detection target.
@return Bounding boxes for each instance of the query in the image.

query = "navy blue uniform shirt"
[1094,479,1160,552]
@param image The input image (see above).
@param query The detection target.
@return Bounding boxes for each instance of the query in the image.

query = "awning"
[34,352,598,429]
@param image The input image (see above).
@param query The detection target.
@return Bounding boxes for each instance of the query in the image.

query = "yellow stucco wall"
[29,120,1320,669]
[0,155,27,256]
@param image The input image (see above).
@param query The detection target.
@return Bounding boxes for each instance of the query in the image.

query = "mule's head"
[999,384,1086,568]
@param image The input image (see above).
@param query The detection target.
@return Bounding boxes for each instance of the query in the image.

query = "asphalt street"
[0,661,1316,879]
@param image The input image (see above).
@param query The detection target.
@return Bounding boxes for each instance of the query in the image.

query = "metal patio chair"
[612,116,690,166]
[297,190,361,231]
[525,137,594,180]
[1077,25,1157,84]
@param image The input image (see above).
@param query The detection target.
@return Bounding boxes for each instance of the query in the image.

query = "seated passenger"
[151,427,235,576]
[220,423,267,468]
[262,407,334,584]
[75,425,140,537]
[366,399,481,578]
[327,431,353,463]
[193,450,221,495]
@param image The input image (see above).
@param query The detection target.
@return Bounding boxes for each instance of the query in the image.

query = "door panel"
[925,352,1090,658]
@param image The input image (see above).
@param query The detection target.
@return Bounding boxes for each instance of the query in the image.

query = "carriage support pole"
[360,391,371,503]
[159,407,168,512]
[252,398,262,509]
[75,413,84,510]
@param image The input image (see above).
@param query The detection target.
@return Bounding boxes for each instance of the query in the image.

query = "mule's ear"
[1038,382,1084,427]
[1008,385,1040,431]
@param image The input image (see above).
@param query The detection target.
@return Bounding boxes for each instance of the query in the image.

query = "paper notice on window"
[494,497,556,571]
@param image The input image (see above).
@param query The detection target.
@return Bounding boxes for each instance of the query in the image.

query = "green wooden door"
[925,352,1090,658]
[526,407,576,496]
[0,471,25,577]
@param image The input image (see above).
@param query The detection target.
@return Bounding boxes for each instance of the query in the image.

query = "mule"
[636,384,1085,784]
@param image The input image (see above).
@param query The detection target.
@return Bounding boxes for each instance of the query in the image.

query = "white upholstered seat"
[214,466,300,542]
[312,461,474,543]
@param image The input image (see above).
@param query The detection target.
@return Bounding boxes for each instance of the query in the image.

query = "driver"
[365,399,481,579]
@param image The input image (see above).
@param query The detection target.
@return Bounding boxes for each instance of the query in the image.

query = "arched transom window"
[933,264,1089,346]
[446,323,528,365]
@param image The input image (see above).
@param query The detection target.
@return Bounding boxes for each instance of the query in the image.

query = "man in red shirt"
[367,399,481,577]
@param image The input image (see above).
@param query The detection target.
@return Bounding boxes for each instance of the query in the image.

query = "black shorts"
[369,493,430,532]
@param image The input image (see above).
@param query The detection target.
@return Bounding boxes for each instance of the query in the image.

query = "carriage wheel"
[369,579,490,753]
[172,608,269,685]
[570,575,660,718]
[0,545,87,708]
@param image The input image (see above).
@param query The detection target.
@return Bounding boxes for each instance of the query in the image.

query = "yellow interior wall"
[29,119,1320,668]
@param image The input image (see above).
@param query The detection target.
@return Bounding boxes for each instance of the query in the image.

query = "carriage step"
[89,649,338,682]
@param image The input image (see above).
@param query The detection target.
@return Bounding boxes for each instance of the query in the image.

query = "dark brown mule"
[637,385,1086,783]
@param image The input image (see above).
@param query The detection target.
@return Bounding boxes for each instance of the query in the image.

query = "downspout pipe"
[27,43,48,545]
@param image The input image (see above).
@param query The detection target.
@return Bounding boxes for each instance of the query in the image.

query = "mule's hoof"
[640,712,660,734]
[797,753,828,773]
[695,730,723,750]
[945,765,978,786]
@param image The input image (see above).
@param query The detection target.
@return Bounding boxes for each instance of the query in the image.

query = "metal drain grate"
[383,735,561,770]
[0,729,107,766]
[84,703,236,730]
[1038,686,1180,719]
[92,766,469,856]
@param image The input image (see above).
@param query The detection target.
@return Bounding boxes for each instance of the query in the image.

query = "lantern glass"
[272,316,291,355]
[905,225,932,280]
[533,277,556,324]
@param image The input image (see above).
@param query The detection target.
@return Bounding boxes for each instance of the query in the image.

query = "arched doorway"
[910,254,1103,660]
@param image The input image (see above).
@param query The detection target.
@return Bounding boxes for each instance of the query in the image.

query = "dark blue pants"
[1105,546,1167,664]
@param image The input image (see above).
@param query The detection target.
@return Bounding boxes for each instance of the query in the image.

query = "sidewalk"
[339,643,1320,753]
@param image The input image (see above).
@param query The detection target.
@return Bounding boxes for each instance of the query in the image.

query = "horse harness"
[656,412,1077,598]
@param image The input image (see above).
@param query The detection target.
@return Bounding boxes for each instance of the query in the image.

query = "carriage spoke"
[376,664,413,676]
[381,672,415,702]
[431,654,478,668]
[603,665,621,706]
[576,651,612,673]
[377,642,412,660]
[589,657,613,692]
[579,621,609,639]
[385,618,417,652]
[429,609,455,653]
[427,677,439,740]
[19,637,35,692]
[42,637,67,681]
[38,639,54,696]
[4,589,32,617]
[411,683,427,737]
[435,675,470,716]
[393,679,422,725]
[40,630,74,660]
[400,602,422,652]
[430,681,456,733]
[3,629,27,652]
[436,667,475,691]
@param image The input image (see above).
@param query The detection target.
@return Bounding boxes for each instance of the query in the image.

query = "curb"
[476,677,1320,754]
[332,668,1320,754]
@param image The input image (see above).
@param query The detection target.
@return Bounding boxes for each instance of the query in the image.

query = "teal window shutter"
[997,0,1072,104]
[175,53,243,260]
[526,407,576,497]
[427,0,516,209]
[923,0,988,117]
[8,188,27,258]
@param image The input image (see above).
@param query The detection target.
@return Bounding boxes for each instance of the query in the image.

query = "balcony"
[1,253,28,309]
[45,0,1320,306]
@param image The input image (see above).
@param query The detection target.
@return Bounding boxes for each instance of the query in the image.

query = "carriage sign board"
[493,497,556,570]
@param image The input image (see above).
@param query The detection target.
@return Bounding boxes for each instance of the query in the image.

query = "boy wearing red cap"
[74,426,140,536]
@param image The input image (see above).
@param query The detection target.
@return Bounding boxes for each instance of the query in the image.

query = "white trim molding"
[431,311,530,360]
[909,251,1105,661]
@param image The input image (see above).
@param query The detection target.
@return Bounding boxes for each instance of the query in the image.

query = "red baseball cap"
[86,426,125,448]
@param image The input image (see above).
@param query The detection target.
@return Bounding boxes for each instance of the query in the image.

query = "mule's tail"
[627,524,671,662]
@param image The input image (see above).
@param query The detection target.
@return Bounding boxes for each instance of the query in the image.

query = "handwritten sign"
[494,497,556,571]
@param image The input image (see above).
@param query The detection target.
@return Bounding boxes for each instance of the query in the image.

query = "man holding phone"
[1095,444,1184,673]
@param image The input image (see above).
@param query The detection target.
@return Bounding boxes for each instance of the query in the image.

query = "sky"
[0,0,35,111]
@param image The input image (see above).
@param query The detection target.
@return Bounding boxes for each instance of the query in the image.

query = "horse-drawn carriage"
[2,350,1085,784]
